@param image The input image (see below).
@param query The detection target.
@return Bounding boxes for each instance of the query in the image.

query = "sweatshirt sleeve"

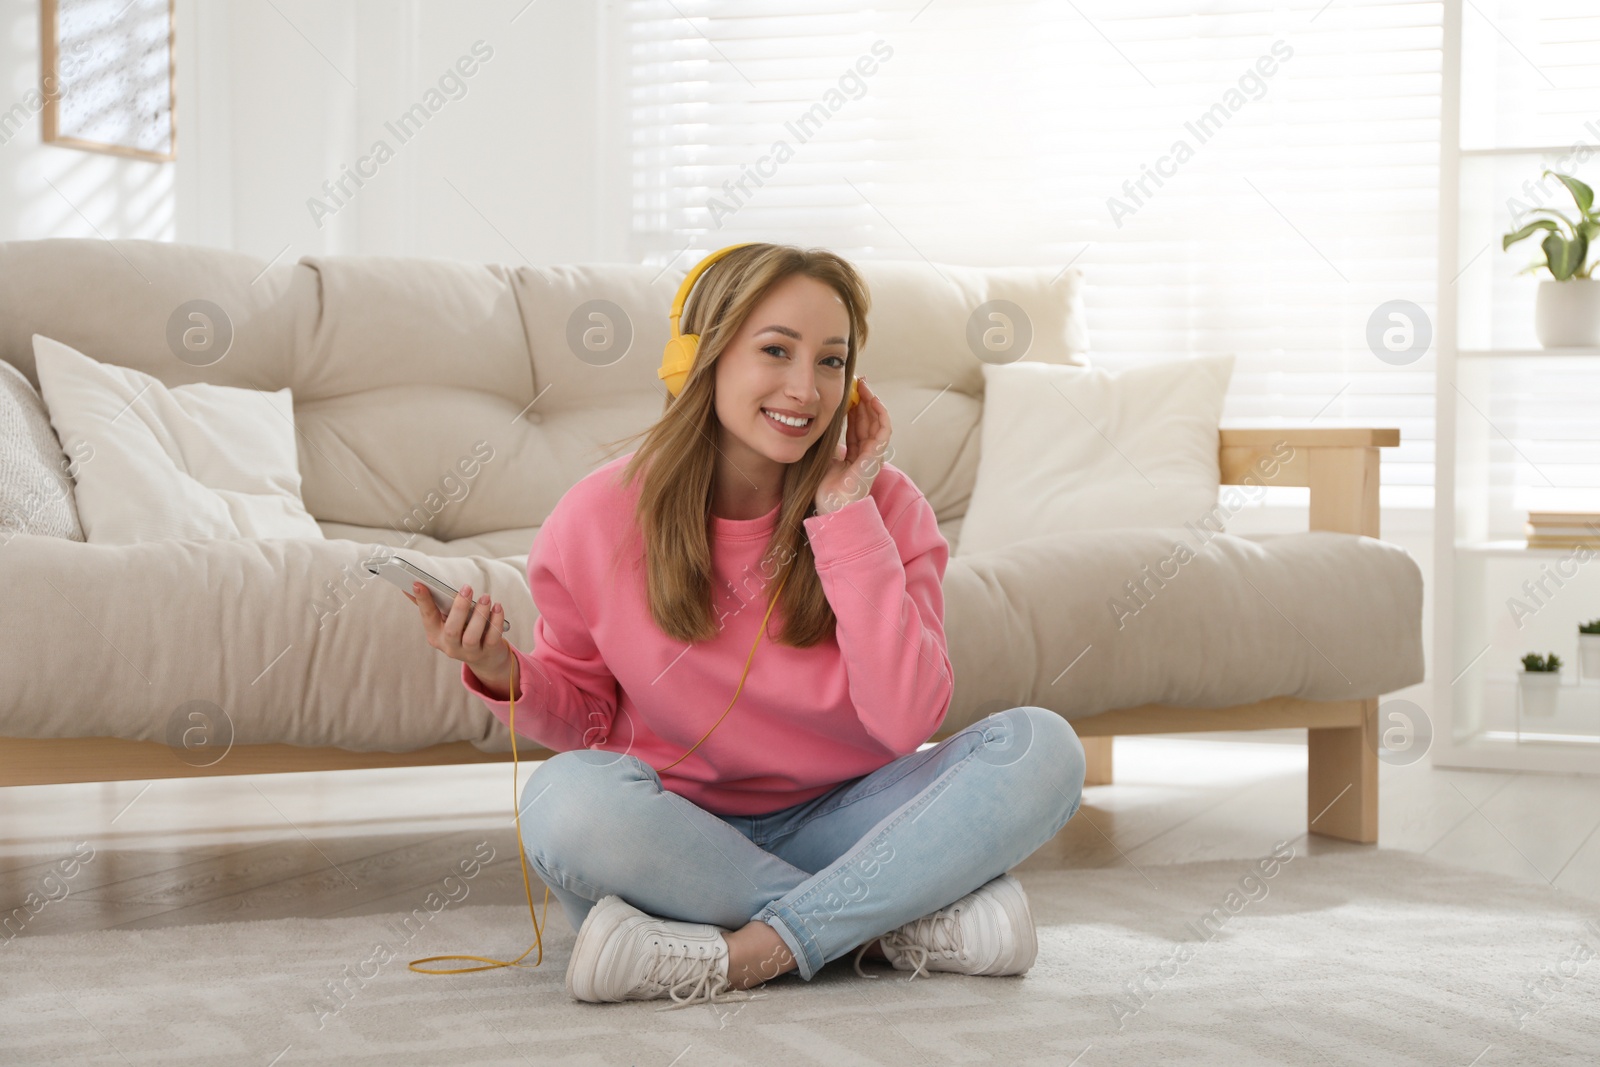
[801,473,954,754]
[461,511,620,750]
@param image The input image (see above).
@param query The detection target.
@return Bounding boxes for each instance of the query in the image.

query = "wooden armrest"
[1220,427,1400,449]
[1218,425,1400,538]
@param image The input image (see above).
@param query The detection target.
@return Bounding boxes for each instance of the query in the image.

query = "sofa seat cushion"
[0,520,1422,754]
[939,528,1424,734]
[0,532,538,749]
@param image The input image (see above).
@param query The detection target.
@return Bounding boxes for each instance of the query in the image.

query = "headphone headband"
[667,243,757,339]
[658,243,859,411]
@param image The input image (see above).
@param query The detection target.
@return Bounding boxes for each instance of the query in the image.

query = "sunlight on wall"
[0,3,175,242]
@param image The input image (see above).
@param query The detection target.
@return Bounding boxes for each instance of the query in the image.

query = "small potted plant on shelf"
[1518,652,1564,717]
[1580,619,1600,681]
[1502,170,1600,348]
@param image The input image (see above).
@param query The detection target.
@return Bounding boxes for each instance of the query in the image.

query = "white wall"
[1,0,615,266]
[1,0,179,240]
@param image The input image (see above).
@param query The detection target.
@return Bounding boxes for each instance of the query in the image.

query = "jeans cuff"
[753,904,821,981]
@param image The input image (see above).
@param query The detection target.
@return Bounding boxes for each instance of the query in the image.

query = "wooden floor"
[3,729,1598,940]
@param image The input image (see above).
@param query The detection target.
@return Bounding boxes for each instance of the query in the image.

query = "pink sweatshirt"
[461,451,954,816]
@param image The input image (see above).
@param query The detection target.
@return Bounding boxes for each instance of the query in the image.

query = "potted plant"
[1580,619,1600,682]
[1518,652,1563,717]
[1502,170,1600,348]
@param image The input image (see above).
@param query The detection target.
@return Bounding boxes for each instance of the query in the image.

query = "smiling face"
[711,273,852,511]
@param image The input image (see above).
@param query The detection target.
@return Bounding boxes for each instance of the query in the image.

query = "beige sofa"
[0,238,1422,844]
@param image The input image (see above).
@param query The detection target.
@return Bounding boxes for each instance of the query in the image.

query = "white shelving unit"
[1433,2,1600,773]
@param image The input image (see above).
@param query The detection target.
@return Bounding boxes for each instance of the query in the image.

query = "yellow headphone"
[411,243,838,978]
[658,242,860,412]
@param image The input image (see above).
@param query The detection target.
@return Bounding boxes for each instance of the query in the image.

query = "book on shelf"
[1524,512,1600,549]
[1527,511,1600,527]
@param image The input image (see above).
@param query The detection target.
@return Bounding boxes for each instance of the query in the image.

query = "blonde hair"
[596,243,871,647]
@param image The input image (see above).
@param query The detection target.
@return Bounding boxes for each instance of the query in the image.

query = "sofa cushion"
[0,359,85,543]
[957,355,1235,557]
[0,532,524,749]
[32,335,325,544]
[0,522,1422,751]
[288,254,545,541]
[941,527,1424,732]
[0,238,309,392]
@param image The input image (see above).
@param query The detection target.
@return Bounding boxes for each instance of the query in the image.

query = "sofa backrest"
[0,238,1088,541]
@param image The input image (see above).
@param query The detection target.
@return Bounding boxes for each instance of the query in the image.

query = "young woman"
[413,243,1087,1011]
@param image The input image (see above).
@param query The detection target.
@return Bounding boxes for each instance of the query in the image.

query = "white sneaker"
[853,873,1038,980]
[565,895,767,1012]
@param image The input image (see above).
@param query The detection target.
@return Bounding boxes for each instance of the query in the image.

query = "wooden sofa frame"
[0,427,1400,844]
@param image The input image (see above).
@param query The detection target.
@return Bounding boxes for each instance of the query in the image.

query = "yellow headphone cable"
[409,567,792,975]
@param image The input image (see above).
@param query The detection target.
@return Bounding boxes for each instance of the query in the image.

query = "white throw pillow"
[31,334,325,544]
[955,354,1235,557]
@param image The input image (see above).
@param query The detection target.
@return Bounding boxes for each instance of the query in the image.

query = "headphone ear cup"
[660,333,700,398]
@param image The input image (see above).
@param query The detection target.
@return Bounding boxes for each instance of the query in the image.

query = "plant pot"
[1518,670,1562,718]
[1579,633,1600,682]
[1535,278,1600,348]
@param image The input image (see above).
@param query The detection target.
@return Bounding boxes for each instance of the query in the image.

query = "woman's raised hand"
[815,377,891,516]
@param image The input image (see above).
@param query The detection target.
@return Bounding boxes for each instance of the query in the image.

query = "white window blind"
[1461,0,1600,152]
[620,0,1446,508]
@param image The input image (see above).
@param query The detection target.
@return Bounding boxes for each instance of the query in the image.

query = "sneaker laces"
[859,906,967,981]
[645,936,768,1013]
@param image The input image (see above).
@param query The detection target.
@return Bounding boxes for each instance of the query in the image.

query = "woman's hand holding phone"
[409,582,518,702]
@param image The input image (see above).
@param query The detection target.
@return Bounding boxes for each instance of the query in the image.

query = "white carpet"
[3,845,1597,1066]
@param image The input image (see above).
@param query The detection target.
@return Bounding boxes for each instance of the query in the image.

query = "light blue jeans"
[517,705,1087,981]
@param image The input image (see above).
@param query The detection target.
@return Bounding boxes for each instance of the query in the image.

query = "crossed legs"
[519,706,1087,983]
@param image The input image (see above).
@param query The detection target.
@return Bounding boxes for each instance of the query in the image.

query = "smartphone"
[362,552,511,633]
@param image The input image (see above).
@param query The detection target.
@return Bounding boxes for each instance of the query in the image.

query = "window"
[621,1,1446,507]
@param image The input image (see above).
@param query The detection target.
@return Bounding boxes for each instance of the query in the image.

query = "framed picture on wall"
[40,0,176,161]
